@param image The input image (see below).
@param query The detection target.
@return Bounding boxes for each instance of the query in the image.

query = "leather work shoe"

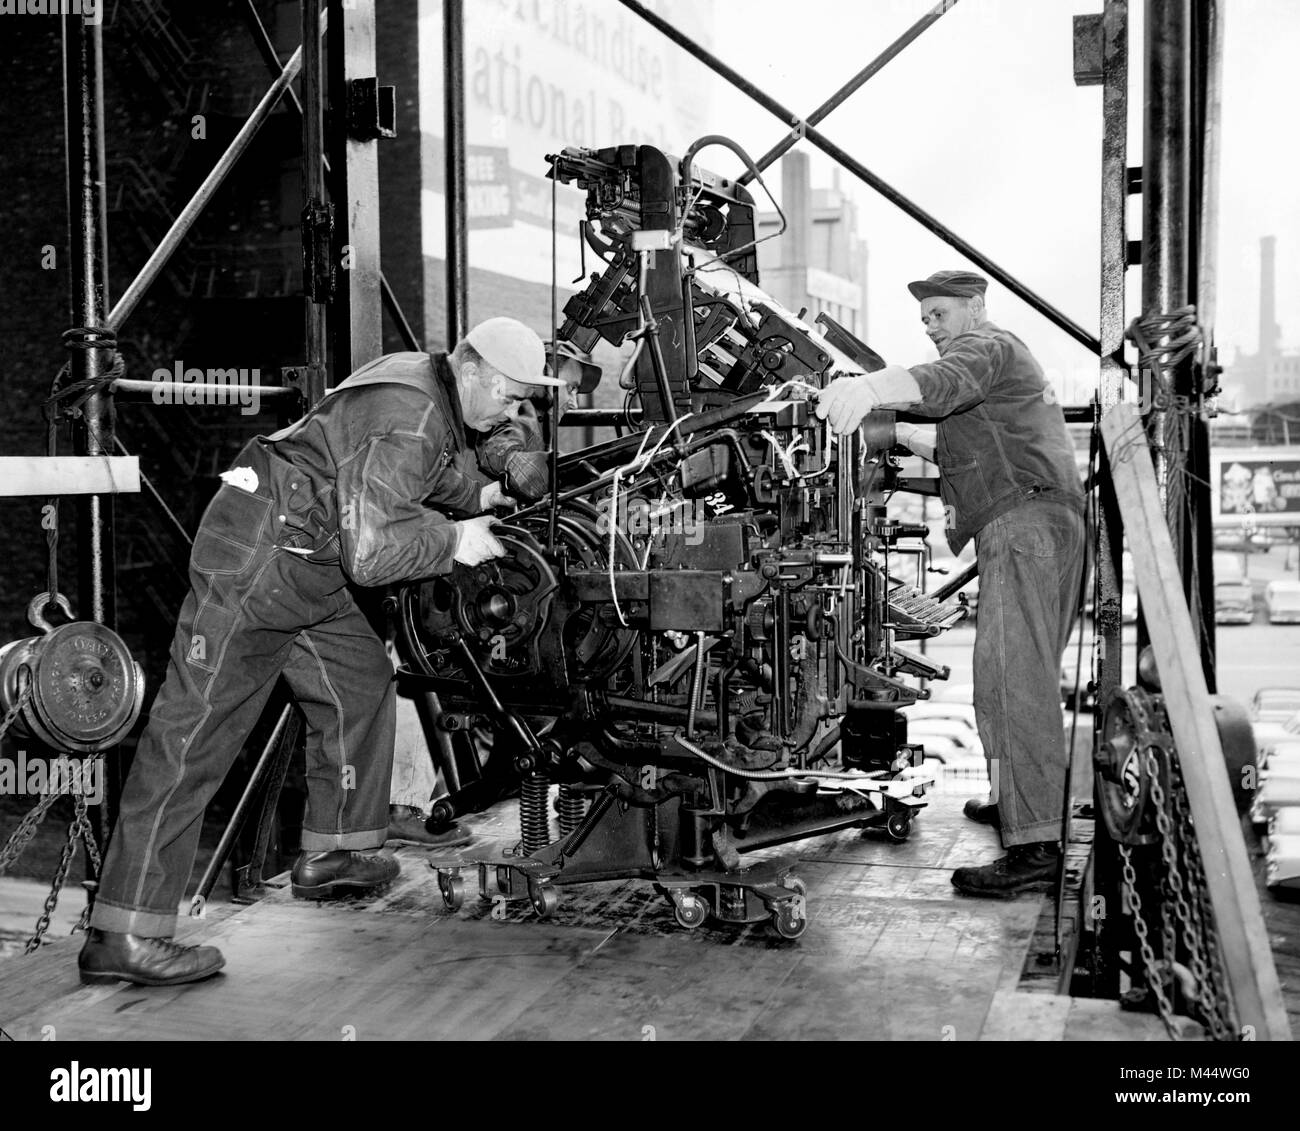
[290,849,400,899]
[963,798,1000,827]
[78,928,226,987]
[385,805,473,849]
[951,841,1061,899]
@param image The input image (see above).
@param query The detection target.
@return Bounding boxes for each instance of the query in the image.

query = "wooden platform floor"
[0,781,1174,1041]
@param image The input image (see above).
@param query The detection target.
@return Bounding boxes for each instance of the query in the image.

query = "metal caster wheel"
[885,812,912,842]
[529,883,558,918]
[783,876,807,897]
[770,901,808,940]
[440,872,465,912]
[672,892,709,930]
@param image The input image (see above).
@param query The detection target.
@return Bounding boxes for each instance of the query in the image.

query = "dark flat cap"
[907,270,989,300]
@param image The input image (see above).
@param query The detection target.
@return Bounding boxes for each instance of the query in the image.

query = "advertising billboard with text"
[1212,448,1300,527]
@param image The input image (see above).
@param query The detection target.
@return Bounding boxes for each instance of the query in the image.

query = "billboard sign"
[419,0,717,286]
[1212,448,1300,527]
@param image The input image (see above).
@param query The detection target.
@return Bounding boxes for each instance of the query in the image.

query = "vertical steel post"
[1140,0,1189,525]
[62,11,118,833]
[443,0,468,347]
[1142,0,1214,681]
[328,0,384,373]
[302,0,329,402]
[1095,0,1128,719]
[1185,0,1225,690]
[63,13,113,628]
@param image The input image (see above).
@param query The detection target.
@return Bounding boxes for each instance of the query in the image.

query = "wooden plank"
[1101,402,1292,1040]
[0,456,140,496]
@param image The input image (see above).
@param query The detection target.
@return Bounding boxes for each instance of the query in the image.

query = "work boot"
[386,805,472,849]
[290,850,400,899]
[78,928,226,987]
[962,798,1000,827]
[951,841,1061,899]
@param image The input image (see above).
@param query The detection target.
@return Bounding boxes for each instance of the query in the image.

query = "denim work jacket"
[905,323,1084,552]
[246,351,490,586]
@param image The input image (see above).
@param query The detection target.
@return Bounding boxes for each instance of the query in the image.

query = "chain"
[1119,842,1180,1038]
[15,774,105,949]
[1117,724,1238,1041]
[24,795,83,953]
[1170,760,1238,1038]
[0,671,33,745]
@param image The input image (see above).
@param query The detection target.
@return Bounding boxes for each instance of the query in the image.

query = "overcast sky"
[665,0,1298,403]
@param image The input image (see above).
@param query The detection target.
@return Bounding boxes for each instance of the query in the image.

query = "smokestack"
[782,151,811,275]
[1260,235,1279,359]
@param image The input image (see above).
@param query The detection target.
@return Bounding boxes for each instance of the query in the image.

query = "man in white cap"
[816,271,1086,899]
[79,316,565,987]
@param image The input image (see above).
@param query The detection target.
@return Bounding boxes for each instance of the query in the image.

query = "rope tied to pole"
[1125,305,1209,402]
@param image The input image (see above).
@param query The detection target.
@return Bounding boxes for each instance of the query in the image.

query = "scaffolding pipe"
[742,0,961,183]
[443,0,468,346]
[616,0,1099,355]
[63,13,114,628]
[302,0,328,400]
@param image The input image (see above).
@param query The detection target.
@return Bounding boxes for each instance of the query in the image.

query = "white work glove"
[815,374,881,436]
[815,365,923,436]
[894,421,937,462]
[479,480,518,513]
[453,515,506,566]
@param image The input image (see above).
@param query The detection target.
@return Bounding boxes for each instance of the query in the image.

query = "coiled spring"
[520,770,552,855]
[558,784,587,837]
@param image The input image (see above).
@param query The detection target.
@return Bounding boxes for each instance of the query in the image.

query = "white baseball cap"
[464,317,566,387]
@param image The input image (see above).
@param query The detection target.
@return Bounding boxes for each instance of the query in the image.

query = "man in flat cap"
[80,317,566,986]
[817,271,1085,898]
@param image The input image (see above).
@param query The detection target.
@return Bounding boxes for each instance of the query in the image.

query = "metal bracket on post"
[347,77,396,140]
[1072,13,1105,85]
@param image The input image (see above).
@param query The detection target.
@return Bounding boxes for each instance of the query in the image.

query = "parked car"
[928,681,973,705]
[1266,833,1300,894]
[1249,765,1300,829]
[905,702,978,731]
[1250,687,1300,725]
[906,718,983,757]
[912,733,965,765]
[1260,738,1300,768]
[1265,580,1300,624]
[1214,577,1255,624]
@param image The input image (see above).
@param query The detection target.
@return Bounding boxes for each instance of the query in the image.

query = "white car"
[1265,580,1300,624]
[907,718,983,755]
[1250,687,1300,725]
[928,682,973,705]
[912,734,984,768]
[905,702,979,733]
[1250,766,1300,828]
[1262,739,1300,769]
[1266,833,1300,894]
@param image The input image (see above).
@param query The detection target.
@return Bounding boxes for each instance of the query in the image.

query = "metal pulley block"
[0,593,144,754]
[1096,686,1170,845]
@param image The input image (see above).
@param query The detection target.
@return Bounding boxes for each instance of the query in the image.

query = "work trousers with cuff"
[90,478,395,939]
[972,496,1087,848]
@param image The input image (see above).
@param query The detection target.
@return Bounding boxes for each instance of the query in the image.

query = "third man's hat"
[906,270,989,301]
